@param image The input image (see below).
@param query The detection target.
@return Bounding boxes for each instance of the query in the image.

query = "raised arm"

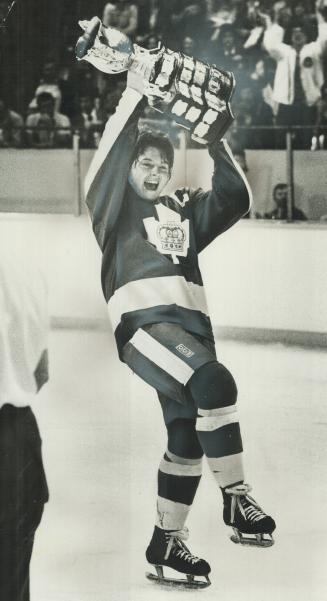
[310,0,327,56]
[263,17,288,60]
[190,139,252,253]
[84,78,144,250]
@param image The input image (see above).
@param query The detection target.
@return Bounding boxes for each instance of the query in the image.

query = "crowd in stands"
[1,0,327,150]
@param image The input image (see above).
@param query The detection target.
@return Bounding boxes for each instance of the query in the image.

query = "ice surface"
[31,330,327,601]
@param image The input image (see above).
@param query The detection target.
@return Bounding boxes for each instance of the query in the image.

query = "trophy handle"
[76,17,102,59]
[76,17,135,74]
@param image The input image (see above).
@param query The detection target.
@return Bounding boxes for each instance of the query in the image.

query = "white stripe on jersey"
[107,275,209,331]
[129,328,194,385]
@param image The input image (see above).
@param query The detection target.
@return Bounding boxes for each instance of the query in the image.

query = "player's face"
[128,146,171,201]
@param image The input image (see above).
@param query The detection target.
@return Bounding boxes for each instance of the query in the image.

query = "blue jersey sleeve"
[84,88,145,250]
[189,140,252,252]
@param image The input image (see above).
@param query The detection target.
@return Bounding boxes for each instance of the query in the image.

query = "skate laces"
[164,528,201,564]
[225,484,267,524]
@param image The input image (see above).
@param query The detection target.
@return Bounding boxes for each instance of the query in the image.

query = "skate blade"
[146,568,211,589]
[230,529,274,548]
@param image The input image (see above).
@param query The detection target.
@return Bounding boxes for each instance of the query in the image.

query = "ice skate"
[223,484,276,547]
[145,526,211,589]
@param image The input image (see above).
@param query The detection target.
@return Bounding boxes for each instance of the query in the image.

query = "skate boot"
[146,526,211,588]
[223,483,276,547]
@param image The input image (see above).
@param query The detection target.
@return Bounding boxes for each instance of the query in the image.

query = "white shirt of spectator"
[0,248,49,408]
[264,21,327,106]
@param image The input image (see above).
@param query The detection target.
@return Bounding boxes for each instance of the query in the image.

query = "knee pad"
[166,418,203,460]
[188,361,238,411]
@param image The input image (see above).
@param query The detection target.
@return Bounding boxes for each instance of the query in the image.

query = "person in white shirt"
[0,248,49,601]
[26,92,72,148]
[263,0,327,148]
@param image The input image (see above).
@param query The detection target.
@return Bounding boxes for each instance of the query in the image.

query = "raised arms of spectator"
[311,0,327,55]
[171,3,202,25]
[263,16,288,60]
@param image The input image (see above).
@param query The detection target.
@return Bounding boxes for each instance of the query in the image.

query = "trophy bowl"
[75,17,235,144]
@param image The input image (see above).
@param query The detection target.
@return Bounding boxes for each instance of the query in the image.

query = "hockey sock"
[196,406,244,488]
[188,362,245,489]
[156,418,203,530]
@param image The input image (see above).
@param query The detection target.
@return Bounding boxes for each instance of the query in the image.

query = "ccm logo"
[176,344,195,358]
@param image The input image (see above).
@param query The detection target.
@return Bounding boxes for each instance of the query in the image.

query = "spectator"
[0,1,14,103]
[210,24,244,72]
[102,0,139,39]
[182,35,196,56]
[29,60,62,114]
[57,64,78,120]
[0,246,49,601]
[155,0,176,45]
[249,57,276,102]
[99,79,125,119]
[169,0,209,50]
[208,0,238,41]
[234,0,266,45]
[141,33,161,51]
[134,0,157,43]
[74,60,100,98]
[263,182,308,219]
[312,83,327,148]
[72,95,104,148]
[233,85,274,148]
[26,92,72,149]
[0,98,24,148]
[263,2,327,148]
[276,5,293,33]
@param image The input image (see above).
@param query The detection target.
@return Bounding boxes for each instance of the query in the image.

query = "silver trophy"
[76,16,235,145]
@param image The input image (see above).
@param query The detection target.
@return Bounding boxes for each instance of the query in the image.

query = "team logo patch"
[157,223,186,253]
[143,204,190,264]
[303,57,313,69]
[176,344,195,358]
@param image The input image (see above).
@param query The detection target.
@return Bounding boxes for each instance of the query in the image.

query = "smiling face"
[291,27,307,49]
[128,146,171,201]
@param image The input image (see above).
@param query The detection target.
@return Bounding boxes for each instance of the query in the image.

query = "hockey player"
[84,64,276,587]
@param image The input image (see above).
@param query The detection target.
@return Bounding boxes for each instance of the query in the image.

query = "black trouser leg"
[0,504,44,601]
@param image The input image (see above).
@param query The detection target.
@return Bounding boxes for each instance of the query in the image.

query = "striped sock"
[156,449,203,530]
[196,406,244,489]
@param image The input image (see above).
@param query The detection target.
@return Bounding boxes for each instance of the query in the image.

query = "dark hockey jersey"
[85,88,252,356]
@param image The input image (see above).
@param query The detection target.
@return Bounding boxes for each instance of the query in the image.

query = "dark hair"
[132,130,174,170]
[273,183,287,198]
[36,92,55,106]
